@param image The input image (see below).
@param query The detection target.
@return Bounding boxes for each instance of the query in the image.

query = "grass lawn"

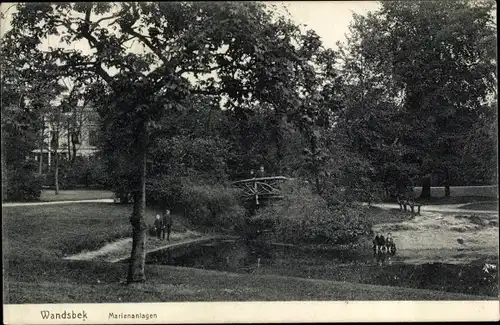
[365,206,414,225]
[3,203,493,303]
[2,203,189,259]
[5,257,491,304]
[39,189,114,202]
[459,201,499,211]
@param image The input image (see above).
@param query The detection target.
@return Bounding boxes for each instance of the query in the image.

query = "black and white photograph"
[1,1,499,323]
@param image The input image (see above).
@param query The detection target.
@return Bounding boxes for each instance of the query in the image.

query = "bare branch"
[92,13,122,29]
[178,65,221,75]
[121,25,169,65]
[95,64,115,86]
[84,5,92,27]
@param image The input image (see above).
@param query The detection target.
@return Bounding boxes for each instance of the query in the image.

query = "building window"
[88,130,98,147]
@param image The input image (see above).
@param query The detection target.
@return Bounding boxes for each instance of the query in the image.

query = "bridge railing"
[231,176,293,205]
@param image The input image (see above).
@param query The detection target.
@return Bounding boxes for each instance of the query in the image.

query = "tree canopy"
[2,1,496,282]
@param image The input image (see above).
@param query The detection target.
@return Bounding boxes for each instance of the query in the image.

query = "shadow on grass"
[4,256,495,303]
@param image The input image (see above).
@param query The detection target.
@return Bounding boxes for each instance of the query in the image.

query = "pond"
[145,238,498,297]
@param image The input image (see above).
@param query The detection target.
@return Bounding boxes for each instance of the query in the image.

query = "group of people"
[153,209,173,241]
[372,232,396,265]
[250,165,266,178]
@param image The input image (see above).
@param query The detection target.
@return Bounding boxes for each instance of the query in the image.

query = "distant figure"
[257,165,265,178]
[250,169,255,178]
[373,232,386,265]
[385,232,396,257]
[154,215,162,240]
[162,209,173,241]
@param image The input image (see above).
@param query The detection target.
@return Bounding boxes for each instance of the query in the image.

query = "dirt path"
[370,202,498,214]
[371,203,498,265]
[63,230,216,263]
[3,199,115,207]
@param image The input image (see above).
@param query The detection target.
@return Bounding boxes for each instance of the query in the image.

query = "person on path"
[385,232,396,261]
[373,232,386,265]
[162,209,173,241]
[154,214,162,240]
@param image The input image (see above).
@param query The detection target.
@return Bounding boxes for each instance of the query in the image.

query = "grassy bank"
[364,206,415,225]
[3,203,494,303]
[39,189,114,202]
[6,256,491,303]
[2,203,189,259]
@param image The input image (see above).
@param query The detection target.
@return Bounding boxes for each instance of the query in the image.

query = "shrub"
[146,176,184,208]
[252,181,371,245]
[5,161,43,202]
[44,156,110,189]
[215,204,248,232]
[179,183,245,228]
[145,176,246,230]
[67,157,110,188]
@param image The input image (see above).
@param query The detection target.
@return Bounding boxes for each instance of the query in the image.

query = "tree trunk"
[67,121,72,163]
[127,120,147,284]
[1,134,7,202]
[71,135,78,165]
[53,128,60,195]
[310,131,321,195]
[39,116,44,175]
[54,148,59,195]
[274,108,287,174]
[420,174,431,198]
[444,168,451,197]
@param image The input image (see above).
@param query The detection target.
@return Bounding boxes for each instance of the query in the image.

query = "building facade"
[31,107,99,171]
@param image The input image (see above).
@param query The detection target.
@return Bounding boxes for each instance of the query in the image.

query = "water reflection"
[147,239,373,273]
[145,239,498,297]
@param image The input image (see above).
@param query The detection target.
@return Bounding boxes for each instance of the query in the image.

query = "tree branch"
[94,64,115,87]
[121,24,169,65]
[92,13,122,29]
[178,65,221,75]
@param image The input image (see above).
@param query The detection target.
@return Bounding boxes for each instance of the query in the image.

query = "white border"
[4,301,500,324]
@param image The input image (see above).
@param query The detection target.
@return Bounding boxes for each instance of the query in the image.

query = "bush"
[45,156,111,189]
[179,183,246,228]
[145,176,247,230]
[146,176,184,208]
[5,161,43,202]
[215,204,248,232]
[252,181,371,245]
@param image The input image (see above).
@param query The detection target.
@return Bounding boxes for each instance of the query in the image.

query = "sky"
[0,1,381,100]
[280,1,380,49]
[0,1,381,50]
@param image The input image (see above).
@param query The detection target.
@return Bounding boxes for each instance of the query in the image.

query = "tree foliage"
[2,2,350,281]
[339,0,497,195]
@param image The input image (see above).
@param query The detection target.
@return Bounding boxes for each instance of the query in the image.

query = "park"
[1,1,498,305]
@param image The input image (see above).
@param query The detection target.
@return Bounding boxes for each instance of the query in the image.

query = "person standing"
[372,231,386,265]
[154,214,162,240]
[257,165,265,178]
[385,232,396,256]
[162,209,173,241]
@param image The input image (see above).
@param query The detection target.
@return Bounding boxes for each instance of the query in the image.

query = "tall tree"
[3,2,331,282]
[1,54,44,201]
[342,0,497,197]
[338,14,415,198]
